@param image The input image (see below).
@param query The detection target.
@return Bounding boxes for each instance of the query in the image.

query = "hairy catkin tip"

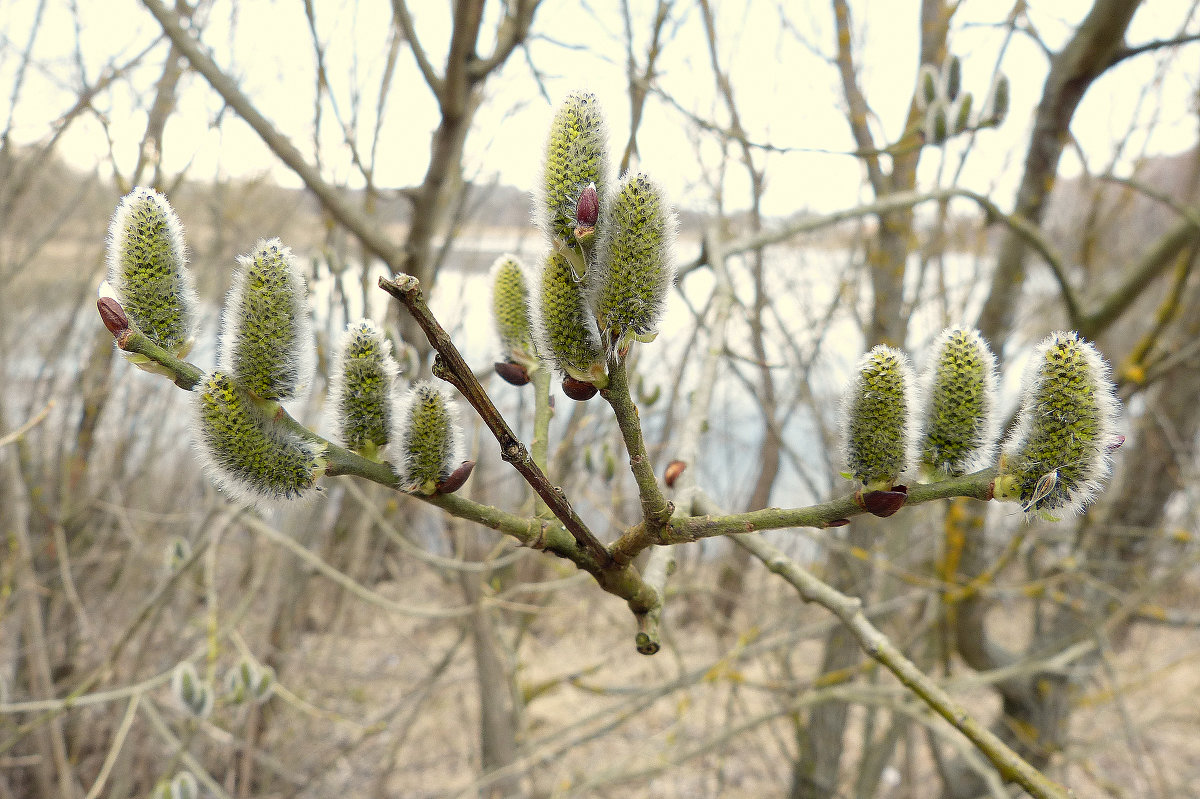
[539,90,611,242]
[533,249,606,384]
[106,187,196,355]
[490,254,537,365]
[592,172,678,343]
[919,326,999,477]
[194,371,326,503]
[329,319,399,456]
[996,331,1120,517]
[391,381,464,495]
[842,345,918,490]
[219,238,314,400]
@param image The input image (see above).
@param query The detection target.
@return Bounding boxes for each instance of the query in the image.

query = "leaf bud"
[436,460,475,495]
[494,361,531,386]
[592,172,678,345]
[328,319,399,459]
[918,326,1000,478]
[391,381,465,495]
[218,238,315,401]
[841,345,918,491]
[664,459,686,488]
[193,371,327,503]
[994,331,1121,517]
[562,376,598,401]
[105,187,197,356]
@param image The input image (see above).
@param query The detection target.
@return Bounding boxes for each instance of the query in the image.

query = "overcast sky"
[2,1,1197,217]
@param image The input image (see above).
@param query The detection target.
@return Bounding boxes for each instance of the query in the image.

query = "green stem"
[601,356,674,565]
[530,363,552,518]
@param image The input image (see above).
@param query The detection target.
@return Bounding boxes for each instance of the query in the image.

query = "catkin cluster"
[513,90,678,396]
[915,55,1009,146]
[841,326,1119,517]
[104,188,470,504]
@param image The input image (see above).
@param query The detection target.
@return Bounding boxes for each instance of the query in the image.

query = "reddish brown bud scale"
[436,460,475,494]
[664,459,686,488]
[826,518,851,528]
[575,182,599,227]
[857,485,908,518]
[1107,434,1126,453]
[98,297,130,336]
[494,361,531,386]
[562,376,598,401]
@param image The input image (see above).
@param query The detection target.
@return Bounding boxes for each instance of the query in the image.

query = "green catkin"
[994,331,1120,517]
[329,319,399,457]
[539,90,611,244]
[533,249,606,384]
[170,662,213,719]
[194,371,326,503]
[105,187,197,355]
[219,238,314,400]
[592,172,678,343]
[987,75,1010,126]
[916,64,940,112]
[490,254,537,364]
[392,381,464,495]
[919,326,999,478]
[842,345,918,490]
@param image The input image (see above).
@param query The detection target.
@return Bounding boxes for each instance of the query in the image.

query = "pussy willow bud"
[105,187,197,356]
[219,238,314,400]
[592,172,678,344]
[533,250,607,386]
[985,74,1009,126]
[490,254,537,366]
[916,64,940,111]
[194,371,327,503]
[926,101,949,146]
[576,182,599,227]
[994,331,1120,517]
[328,319,399,458]
[170,662,213,719]
[539,90,611,243]
[391,381,465,495]
[919,326,1000,478]
[943,54,962,102]
[842,345,918,491]
[952,93,973,135]
[225,658,274,704]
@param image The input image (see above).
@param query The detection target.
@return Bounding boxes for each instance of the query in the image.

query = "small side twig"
[379,273,614,569]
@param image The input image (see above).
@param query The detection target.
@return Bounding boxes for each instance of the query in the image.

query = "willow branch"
[378,273,614,568]
[726,525,1072,799]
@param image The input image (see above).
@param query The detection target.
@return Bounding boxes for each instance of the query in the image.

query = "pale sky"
[1,0,1197,217]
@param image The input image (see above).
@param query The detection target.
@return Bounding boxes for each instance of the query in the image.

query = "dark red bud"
[858,485,908,518]
[98,297,129,336]
[562,376,597,401]
[575,182,599,227]
[664,460,686,488]
[436,460,475,494]
[1107,434,1126,453]
[494,361,531,386]
[826,518,850,528]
